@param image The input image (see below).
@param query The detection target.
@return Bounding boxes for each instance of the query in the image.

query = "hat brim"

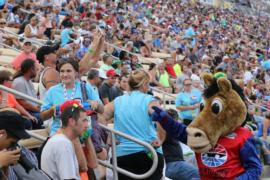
[23,41,32,44]
[107,74,119,78]
[13,130,31,139]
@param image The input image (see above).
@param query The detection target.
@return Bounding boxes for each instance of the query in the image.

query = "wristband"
[88,47,94,53]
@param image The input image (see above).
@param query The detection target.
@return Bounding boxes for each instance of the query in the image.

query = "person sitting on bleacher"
[162,109,199,180]
[98,69,121,105]
[0,70,38,129]
[0,18,21,49]
[36,45,60,100]
[6,6,20,28]
[11,40,39,71]
[12,59,43,129]
[24,15,43,40]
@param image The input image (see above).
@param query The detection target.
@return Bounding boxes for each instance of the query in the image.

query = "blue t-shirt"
[114,91,162,156]
[61,28,73,47]
[0,0,5,7]
[76,45,88,59]
[257,118,270,137]
[153,38,161,49]
[185,27,195,38]
[41,80,100,136]
[175,88,202,120]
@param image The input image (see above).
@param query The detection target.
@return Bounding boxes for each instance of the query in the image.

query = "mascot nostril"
[194,132,201,137]
[151,73,262,180]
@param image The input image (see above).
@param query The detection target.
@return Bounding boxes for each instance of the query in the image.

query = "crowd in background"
[0,0,270,179]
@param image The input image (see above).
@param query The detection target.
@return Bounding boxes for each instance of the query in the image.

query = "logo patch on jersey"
[225,132,236,139]
[201,144,228,167]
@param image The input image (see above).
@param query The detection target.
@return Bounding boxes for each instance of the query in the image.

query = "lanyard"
[63,83,76,101]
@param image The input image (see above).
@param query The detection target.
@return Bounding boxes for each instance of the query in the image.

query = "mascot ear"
[217,78,232,92]
[201,73,214,87]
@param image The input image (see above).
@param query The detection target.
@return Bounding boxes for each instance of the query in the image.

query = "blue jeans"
[166,160,200,180]
[29,112,43,129]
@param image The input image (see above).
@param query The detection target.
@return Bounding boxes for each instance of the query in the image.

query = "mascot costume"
[152,73,262,180]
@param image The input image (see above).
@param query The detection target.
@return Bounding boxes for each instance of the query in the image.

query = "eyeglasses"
[184,84,192,86]
[24,43,32,46]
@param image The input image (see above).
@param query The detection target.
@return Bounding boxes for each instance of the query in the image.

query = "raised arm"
[79,31,105,75]
[151,106,187,144]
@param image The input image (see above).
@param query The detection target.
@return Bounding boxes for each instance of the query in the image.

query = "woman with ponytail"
[99,70,165,180]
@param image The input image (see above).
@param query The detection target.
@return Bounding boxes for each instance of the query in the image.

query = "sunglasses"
[24,42,32,46]
[184,84,192,86]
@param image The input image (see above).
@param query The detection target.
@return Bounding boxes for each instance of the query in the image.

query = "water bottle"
[79,102,93,143]
[82,102,92,115]
[80,128,93,143]
[82,102,91,110]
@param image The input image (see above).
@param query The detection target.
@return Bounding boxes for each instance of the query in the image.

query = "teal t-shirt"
[175,88,202,120]
[61,28,73,47]
[0,0,5,6]
[114,91,162,156]
[41,80,100,136]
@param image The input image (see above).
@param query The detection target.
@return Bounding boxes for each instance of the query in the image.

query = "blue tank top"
[114,91,162,156]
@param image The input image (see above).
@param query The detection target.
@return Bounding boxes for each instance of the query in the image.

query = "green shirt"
[159,71,170,88]
[100,64,113,72]
[173,64,182,77]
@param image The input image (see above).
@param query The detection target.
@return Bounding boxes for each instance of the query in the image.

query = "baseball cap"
[0,111,30,139]
[36,45,59,64]
[60,100,81,113]
[23,39,32,45]
[222,55,229,61]
[106,69,119,78]
[112,59,122,65]
[0,19,6,23]
[214,72,227,79]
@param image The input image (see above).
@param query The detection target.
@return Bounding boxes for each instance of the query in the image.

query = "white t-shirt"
[244,71,253,84]
[41,134,80,180]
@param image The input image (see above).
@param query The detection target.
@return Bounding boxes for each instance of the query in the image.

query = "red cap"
[60,100,81,113]
[106,69,119,78]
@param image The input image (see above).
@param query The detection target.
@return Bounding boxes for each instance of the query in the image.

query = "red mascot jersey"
[196,127,250,180]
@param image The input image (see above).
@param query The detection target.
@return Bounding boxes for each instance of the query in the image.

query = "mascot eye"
[200,102,204,112]
[211,99,223,114]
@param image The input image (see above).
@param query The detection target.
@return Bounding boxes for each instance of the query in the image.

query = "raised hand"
[151,106,170,124]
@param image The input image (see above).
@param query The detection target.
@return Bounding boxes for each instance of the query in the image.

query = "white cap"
[222,55,229,61]
[98,69,107,79]
[191,75,200,81]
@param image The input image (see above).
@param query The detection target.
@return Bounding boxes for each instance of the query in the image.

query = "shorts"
[116,151,164,180]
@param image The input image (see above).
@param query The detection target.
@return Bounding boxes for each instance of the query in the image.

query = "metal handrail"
[0,28,45,47]
[0,43,21,52]
[0,85,158,179]
[248,100,270,112]
[150,87,176,109]
[150,86,270,113]
[98,124,158,179]
[150,87,175,98]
